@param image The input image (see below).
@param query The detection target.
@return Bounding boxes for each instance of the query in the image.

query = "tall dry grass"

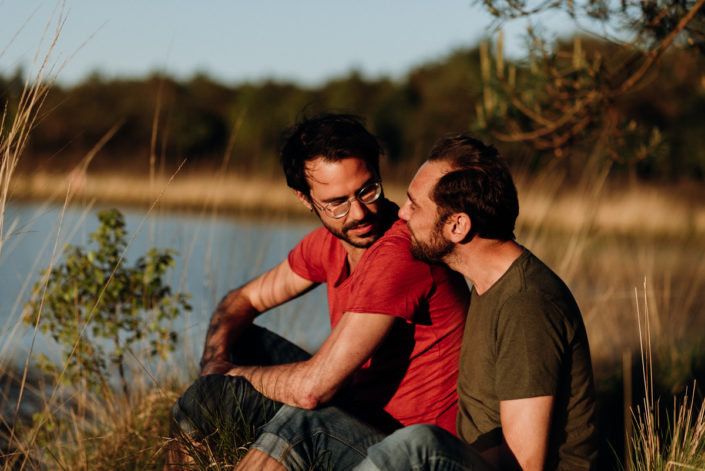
[8,169,705,239]
[0,5,192,470]
[628,283,705,471]
[0,4,68,467]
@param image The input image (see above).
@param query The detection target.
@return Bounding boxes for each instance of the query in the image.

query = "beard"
[316,210,383,249]
[409,218,454,264]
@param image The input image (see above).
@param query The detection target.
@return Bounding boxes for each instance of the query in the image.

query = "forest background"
[4,36,705,184]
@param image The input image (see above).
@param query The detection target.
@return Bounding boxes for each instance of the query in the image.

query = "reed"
[627,284,705,471]
[9,168,705,239]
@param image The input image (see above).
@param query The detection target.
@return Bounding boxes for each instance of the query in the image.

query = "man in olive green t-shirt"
[353,135,597,471]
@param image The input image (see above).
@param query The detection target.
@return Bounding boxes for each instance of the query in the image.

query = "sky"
[0,0,582,87]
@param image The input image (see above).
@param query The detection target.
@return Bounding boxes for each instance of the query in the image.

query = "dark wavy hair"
[427,134,518,241]
[280,113,382,196]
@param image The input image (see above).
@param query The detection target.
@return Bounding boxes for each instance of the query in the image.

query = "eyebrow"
[406,191,418,206]
[320,178,377,204]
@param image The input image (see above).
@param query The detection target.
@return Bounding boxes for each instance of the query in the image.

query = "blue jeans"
[353,424,495,471]
[252,404,385,470]
[171,325,386,470]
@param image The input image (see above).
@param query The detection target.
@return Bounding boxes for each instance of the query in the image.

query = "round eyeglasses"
[311,181,382,219]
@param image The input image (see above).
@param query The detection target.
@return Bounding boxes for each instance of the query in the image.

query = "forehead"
[408,161,451,203]
[304,157,374,197]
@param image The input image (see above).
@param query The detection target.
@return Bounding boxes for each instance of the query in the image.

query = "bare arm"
[200,259,315,372]
[226,311,397,409]
[499,395,554,471]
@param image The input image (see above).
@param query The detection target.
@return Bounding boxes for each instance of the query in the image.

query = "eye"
[325,198,348,211]
[357,182,381,203]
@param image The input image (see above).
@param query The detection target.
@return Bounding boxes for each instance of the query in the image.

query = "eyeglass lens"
[326,182,381,217]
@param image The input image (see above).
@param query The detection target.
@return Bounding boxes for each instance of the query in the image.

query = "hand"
[200,360,236,376]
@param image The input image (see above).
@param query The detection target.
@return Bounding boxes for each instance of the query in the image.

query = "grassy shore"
[10,169,705,238]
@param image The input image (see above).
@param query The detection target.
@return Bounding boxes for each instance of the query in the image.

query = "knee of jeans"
[171,375,247,437]
[392,424,447,448]
[369,424,452,463]
[171,397,197,437]
[363,425,458,471]
[170,376,215,437]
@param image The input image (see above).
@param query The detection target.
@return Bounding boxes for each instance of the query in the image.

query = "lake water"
[0,202,331,371]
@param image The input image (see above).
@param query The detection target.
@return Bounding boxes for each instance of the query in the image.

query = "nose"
[398,199,410,221]
[348,197,367,221]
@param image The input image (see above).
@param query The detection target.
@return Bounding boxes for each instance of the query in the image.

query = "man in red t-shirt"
[167,114,468,471]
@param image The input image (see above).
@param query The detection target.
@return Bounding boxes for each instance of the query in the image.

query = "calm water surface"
[0,202,331,368]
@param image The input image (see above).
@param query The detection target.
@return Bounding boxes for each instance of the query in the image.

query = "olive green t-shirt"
[456,249,597,471]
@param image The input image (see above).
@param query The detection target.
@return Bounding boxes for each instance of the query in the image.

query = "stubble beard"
[316,209,383,249]
[408,218,454,264]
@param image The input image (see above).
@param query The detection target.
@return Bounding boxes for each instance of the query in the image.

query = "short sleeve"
[494,292,569,400]
[287,227,330,283]
[344,236,432,321]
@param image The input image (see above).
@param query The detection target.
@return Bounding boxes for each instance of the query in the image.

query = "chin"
[344,225,383,248]
[346,234,378,249]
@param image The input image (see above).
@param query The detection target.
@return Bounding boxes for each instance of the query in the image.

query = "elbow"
[293,383,337,410]
[295,393,320,410]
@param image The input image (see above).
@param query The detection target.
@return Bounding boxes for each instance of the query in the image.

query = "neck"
[444,238,523,295]
[342,242,366,272]
[342,198,397,272]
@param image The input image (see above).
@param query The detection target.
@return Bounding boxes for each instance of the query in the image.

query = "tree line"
[2,38,704,182]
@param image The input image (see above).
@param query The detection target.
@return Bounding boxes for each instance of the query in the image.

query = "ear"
[294,190,314,211]
[443,213,471,243]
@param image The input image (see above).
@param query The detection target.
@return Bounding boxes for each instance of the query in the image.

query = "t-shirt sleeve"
[287,227,329,283]
[494,292,569,400]
[344,237,432,322]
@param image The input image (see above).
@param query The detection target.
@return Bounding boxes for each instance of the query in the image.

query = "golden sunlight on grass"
[10,170,705,238]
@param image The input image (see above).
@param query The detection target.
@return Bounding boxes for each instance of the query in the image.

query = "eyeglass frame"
[309,180,383,219]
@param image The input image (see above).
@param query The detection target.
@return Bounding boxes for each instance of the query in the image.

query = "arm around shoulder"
[227,311,398,409]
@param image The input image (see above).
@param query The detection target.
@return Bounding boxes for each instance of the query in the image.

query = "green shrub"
[23,208,191,398]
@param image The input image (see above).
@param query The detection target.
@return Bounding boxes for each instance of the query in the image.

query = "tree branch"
[617,0,705,94]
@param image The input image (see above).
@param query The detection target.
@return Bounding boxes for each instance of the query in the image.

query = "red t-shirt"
[288,218,469,434]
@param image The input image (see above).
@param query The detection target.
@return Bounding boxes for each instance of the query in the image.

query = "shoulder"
[302,225,336,244]
[295,225,340,256]
[501,250,580,314]
[350,220,434,293]
[361,220,431,271]
[368,219,413,256]
[496,259,582,344]
[289,225,344,281]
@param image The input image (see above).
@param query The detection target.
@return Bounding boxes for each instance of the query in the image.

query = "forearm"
[228,361,327,409]
[200,287,259,367]
[225,312,397,409]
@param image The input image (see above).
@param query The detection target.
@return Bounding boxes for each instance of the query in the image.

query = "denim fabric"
[252,404,386,471]
[172,325,310,439]
[171,373,281,439]
[353,424,496,471]
[171,325,386,470]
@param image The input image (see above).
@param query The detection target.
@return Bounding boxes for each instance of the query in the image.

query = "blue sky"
[0,0,581,86]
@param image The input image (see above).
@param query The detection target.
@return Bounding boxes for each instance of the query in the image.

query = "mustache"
[343,215,377,232]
